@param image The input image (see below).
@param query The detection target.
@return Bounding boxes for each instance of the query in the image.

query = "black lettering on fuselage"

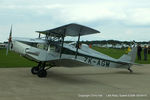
[97,59,110,67]
[84,57,110,67]
[106,61,110,67]
[97,59,101,65]
[88,58,92,64]
[84,57,88,62]
[93,60,96,63]
[101,60,105,66]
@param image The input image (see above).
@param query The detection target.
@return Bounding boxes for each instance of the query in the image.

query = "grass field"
[0,49,36,68]
[0,47,150,68]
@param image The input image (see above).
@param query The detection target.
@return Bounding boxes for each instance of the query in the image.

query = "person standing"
[127,46,131,52]
[144,45,148,61]
[137,44,142,60]
[148,46,150,54]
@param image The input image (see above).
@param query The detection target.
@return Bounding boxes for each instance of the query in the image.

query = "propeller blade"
[6,25,12,56]
[9,25,12,43]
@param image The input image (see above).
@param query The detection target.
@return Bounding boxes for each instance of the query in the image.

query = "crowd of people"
[137,44,149,61]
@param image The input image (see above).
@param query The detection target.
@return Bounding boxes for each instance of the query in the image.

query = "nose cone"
[13,41,30,55]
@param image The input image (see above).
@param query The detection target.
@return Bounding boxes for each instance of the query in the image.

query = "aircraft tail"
[119,46,137,63]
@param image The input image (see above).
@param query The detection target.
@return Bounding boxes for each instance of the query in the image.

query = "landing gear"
[127,64,133,73]
[128,68,133,73]
[31,62,41,75]
[37,69,47,77]
[31,62,54,78]
[31,66,39,74]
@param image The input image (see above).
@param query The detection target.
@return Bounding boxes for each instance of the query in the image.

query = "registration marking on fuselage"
[84,57,110,67]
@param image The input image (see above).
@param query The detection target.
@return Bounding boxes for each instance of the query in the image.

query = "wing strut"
[38,33,41,38]
[59,27,66,58]
[75,27,82,59]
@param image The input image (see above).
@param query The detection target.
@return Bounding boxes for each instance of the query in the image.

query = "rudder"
[119,47,137,63]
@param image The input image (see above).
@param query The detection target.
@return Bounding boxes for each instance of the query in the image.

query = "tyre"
[37,70,47,78]
[31,67,39,74]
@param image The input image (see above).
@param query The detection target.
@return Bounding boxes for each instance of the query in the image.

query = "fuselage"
[10,37,130,69]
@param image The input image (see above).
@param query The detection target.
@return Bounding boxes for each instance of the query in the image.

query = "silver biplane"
[6,23,137,77]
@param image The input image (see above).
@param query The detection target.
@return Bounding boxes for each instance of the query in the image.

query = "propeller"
[6,25,12,55]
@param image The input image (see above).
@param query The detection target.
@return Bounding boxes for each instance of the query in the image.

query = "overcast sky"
[0,0,150,42]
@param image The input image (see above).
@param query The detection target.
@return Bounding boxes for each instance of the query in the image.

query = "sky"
[0,0,150,42]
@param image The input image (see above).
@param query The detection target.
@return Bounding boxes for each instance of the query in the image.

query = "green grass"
[0,49,36,68]
[0,47,150,68]
[92,47,126,59]
[92,46,150,64]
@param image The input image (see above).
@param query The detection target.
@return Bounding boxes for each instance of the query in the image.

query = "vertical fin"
[119,47,137,63]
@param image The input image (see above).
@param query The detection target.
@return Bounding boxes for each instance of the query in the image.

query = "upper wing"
[36,23,100,37]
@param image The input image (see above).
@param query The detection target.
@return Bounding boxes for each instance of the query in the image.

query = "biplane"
[6,23,137,77]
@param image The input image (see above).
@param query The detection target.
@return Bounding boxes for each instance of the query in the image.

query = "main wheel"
[31,67,39,74]
[37,70,47,78]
